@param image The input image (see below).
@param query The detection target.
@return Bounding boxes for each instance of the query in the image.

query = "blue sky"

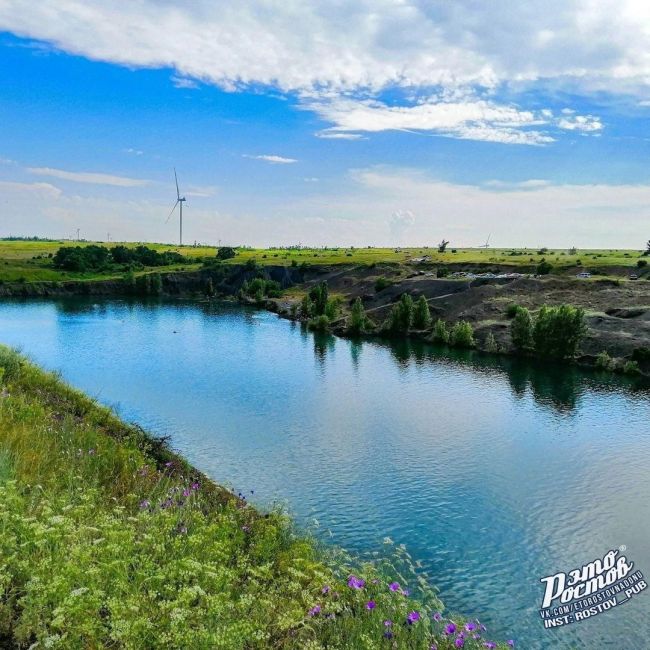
[1,2,650,248]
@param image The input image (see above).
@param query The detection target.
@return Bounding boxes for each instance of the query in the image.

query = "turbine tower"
[166,168,187,246]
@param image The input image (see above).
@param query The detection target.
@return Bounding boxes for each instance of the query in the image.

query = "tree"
[532,304,587,359]
[511,307,533,351]
[216,246,236,260]
[150,273,163,296]
[348,297,367,333]
[536,259,552,275]
[450,321,475,348]
[438,239,450,253]
[300,295,314,318]
[645,240,650,256]
[432,319,449,343]
[413,295,432,329]
[309,282,329,316]
[386,294,414,333]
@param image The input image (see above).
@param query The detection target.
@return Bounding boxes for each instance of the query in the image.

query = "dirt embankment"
[272,263,650,373]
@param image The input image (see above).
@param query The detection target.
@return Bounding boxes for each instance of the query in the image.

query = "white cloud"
[557,114,603,131]
[27,167,151,187]
[307,96,554,145]
[171,75,199,89]
[123,148,143,156]
[2,1,636,144]
[315,131,365,140]
[243,154,297,164]
[2,1,650,94]
[0,180,61,197]
[185,185,217,198]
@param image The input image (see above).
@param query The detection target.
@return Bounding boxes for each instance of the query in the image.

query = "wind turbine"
[166,168,187,246]
[479,234,491,249]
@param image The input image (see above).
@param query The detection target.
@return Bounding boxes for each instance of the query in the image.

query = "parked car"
[629,274,639,280]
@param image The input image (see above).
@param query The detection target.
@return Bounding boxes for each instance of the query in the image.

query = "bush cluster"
[510,304,587,359]
[53,245,187,272]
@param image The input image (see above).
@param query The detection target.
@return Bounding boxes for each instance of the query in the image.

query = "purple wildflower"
[465,622,477,632]
[507,641,515,647]
[366,600,376,610]
[384,620,393,627]
[241,525,250,533]
[322,585,330,594]
[383,631,393,640]
[165,461,173,468]
[455,638,465,648]
[445,623,457,635]
[473,635,481,641]
[432,612,442,621]
[407,611,420,624]
[483,643,496,649]
[308,605,321,617]
[430,645,438,650]
[191,482,200,490]
[139,499,150,509]
[347,575,365,589]
[401,588,410,597]
[389,582,400,592]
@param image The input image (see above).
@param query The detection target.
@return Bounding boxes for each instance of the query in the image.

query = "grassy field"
[0,238,646,284]
[0,345,513,649]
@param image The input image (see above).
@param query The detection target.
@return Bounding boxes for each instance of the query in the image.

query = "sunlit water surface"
[1,298,649,649]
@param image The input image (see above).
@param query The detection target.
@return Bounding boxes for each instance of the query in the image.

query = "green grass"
[0,346,512,649]
[2,239,644,284]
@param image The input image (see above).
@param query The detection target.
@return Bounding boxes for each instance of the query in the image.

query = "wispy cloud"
[171,75,199,89]
[27,167,151,187]
[185,185,217,198]
[243,154,297,164]
[0,180,61,197]
[123,147,143,156]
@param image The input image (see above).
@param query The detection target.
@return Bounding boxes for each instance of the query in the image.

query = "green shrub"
[348,297,367,334]
[374,276,391,292]
[216,246,236,260]
[150,273,163,296]
[595,351,613,370]
[412,295,432,329]
[511,307,533,351]
[637,259,648,268]
[300,295,314,318]
[309,281,329,316]
[485,332,499,353]
[532,305,587,359]
[432,319,449,344]
[505,304,521,319]
[386,294,414,333]
[631,346,650,362]
[450,321,474,348]
[307,314,330,332]
[536,260,552,275]
[623,360,641,375]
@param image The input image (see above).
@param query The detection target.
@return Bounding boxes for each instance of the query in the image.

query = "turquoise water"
[1,298,649,649]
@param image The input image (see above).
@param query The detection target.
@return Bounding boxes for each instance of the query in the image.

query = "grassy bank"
[1,239,647,284]
[0,346,512,649]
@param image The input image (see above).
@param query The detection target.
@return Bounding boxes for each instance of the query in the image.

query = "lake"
[1,298,648,648]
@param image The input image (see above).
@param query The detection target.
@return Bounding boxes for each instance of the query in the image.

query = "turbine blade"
[165,200,179,223]
[174,168,180,200]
